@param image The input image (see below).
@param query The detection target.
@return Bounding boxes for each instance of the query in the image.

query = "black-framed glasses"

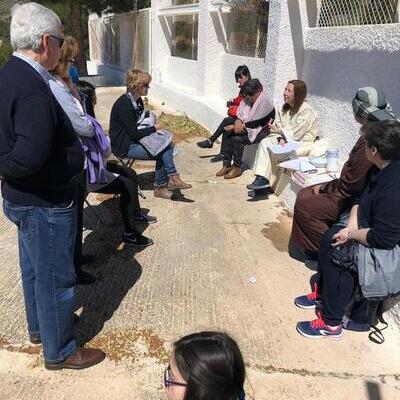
[48,34,64,48]
[164,366,188,388]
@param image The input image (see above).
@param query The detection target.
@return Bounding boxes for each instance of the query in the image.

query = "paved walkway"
[0,88,399,400]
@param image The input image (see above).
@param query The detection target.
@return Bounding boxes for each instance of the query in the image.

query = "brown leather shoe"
[216,166,232,177]
[44,347,106,370]
[224,165,242,179]
[154,186,173,199]
[167,174,192,190]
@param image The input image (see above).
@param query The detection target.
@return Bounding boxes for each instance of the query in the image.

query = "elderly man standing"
[0,3,105,370]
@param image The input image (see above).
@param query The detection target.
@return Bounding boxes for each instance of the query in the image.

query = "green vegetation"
[158,113,210,143]
[0,41,12,67]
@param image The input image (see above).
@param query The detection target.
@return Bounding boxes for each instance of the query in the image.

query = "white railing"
[317,0,398,27]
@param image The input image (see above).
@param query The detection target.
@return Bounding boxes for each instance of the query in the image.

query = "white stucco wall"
[149,0,270,132]
[303,24,400,159]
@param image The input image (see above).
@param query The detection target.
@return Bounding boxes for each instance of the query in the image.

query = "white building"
[88,0,400,164]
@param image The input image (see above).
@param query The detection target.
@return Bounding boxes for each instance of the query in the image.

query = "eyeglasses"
[66,58,76,64]
[48,35,64,48]
[164,366,188,388]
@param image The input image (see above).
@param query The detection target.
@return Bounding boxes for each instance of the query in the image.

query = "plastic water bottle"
[325,148,340,172]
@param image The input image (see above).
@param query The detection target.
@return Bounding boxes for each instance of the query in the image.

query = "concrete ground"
[0,88,399,400]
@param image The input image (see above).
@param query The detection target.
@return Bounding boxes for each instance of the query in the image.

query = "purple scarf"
[81,115,111,184]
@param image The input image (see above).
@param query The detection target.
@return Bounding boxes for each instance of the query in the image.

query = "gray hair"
[10,2,62,52]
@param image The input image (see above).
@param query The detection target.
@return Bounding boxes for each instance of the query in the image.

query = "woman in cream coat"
[248,80,320,191]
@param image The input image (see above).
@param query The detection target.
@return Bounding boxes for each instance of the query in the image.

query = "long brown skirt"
[291,186,344,254]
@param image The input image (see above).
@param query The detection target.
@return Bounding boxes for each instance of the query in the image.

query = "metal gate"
[89,8,151,72]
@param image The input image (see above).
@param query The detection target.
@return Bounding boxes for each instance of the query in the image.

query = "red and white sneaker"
[296,312,343,340]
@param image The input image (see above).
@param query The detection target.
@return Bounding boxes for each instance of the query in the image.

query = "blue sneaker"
[247,176,269,190]
[294,282,318,309]
[296,313,343,340]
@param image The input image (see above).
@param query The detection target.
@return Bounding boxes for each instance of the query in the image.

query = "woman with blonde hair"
[109,69,192,200]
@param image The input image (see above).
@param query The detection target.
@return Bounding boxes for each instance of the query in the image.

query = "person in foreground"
[197,65,251,162]
[295,120,400,339]
[216,78,275,179]
[248,79,318,191]
[165,331,246,400]
[109,69,191,200]
[0,2,105,369]
[50,38,154,275]
[291,87,397,269]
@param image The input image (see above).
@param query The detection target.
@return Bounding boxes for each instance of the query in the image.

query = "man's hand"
[224,125,235,132]
[234,120,245,134]
[266,118,274,130]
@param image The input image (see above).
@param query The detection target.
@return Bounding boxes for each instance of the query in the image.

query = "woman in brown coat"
[291,87,397,264]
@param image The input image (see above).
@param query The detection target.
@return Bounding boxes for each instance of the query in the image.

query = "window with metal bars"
[224,0,269,58]
[318,0,398,27]
[171,14,199,60]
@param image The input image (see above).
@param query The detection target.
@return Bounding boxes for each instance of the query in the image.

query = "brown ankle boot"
[224,165,242,179]
[167,174,192,190]
[154,185,173,199]
[216,166,232,177]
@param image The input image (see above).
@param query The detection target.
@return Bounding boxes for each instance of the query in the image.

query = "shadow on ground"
[74,198,147,345]
[137,171,195,203]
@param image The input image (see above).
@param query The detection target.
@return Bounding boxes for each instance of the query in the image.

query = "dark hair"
[282,79,307,116]
[76,80,96,118]
[173,331,246,400]
[235,65,251,83]
[241,78,263,97]
[362,120,400,161]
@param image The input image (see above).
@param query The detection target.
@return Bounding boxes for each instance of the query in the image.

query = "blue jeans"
[127,143,177,187]
[3,200,77,363]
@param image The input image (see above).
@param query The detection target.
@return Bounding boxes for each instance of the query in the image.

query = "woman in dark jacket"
[295,120,400,339]
[291,87,396,268]
[109,69,191,200]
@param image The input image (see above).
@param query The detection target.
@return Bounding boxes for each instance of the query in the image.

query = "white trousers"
[252,136,291,183]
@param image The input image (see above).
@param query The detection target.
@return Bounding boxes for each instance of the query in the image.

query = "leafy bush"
[0,41,12,67]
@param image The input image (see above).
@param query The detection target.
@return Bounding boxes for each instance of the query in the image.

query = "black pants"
[318,226,377,326]
[222,130,267,168]
[209,116,235,145]
[74,163,141,273]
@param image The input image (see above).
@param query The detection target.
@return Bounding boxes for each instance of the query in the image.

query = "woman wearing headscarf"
[290,87,397,267]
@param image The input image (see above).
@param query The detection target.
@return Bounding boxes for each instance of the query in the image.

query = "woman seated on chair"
[247,80,320,191]
[295,120,400,339]
[49,37,155,285]
[109,69,191,200]
[215,78,275,180]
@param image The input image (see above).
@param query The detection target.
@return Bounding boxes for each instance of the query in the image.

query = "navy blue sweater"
[0,56,84,206]
[109,94,156,158]
[358,160,400,249]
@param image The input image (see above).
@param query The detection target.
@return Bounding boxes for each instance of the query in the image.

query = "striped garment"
[352,86,397,122]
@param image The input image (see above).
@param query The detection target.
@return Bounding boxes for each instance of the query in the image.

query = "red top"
[227,93,244,118]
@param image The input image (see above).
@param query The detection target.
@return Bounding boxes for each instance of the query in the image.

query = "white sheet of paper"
[279,158,318,173]
[268,142,301,154]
